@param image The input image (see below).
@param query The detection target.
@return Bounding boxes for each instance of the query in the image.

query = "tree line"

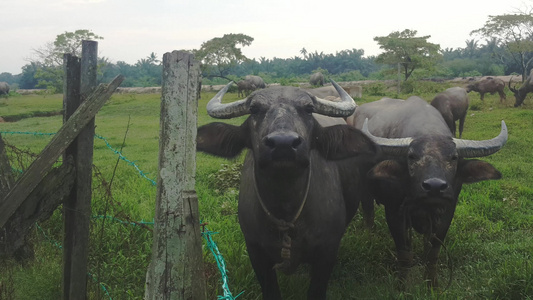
[2,10,532,92]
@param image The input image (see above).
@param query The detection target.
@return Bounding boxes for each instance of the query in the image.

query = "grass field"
[0,84,532,299]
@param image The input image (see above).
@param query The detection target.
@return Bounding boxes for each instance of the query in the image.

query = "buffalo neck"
[252,160,312,222]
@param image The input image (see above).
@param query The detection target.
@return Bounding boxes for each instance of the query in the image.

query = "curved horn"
[508,76,518,93]
[361,118,413,156]
[313,80,356,117]
[454,120,508,158]
[206,81,250,119]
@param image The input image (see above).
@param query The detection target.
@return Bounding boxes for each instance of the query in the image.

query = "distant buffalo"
[508,70,533,107]
[431,87,469,138]
[244,75,266,89]
[236,80,256,97]
[0,82,9,96]
[309,72,325,86]
[466,77,506,102]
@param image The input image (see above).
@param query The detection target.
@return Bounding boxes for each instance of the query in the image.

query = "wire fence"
[1,130,241,300]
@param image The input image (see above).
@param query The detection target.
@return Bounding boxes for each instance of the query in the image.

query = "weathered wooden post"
[145,51,206,299]
[62,40,97,300]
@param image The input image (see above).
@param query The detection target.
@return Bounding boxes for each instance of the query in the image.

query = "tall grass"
[0,85,531,299]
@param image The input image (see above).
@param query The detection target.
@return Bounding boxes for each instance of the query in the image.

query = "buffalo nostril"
[422,178,448,194]
[264,133,301,150]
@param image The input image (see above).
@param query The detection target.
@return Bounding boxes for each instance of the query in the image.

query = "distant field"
[0,85,531,299]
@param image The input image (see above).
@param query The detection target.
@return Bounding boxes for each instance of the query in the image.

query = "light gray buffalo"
[236,80,256,97]
[431,87,469,138]
[349,96,507,288]
[197,82,378,299]
[0,82,10,96]
[245,75,266,89]
[466,77,506,102]
[309,72,325,86]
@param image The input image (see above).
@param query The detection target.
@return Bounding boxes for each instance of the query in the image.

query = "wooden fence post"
[62,40,97,300]
[145,51,206,299]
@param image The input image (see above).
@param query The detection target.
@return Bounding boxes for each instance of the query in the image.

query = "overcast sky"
[1,0,531,75]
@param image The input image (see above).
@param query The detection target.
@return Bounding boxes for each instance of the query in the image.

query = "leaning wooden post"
[145,51,206,299]
[62,40,97,300]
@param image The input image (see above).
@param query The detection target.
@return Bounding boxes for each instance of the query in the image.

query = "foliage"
[374,29,442,81]
[471,12,533,80]
[193,33,254,80]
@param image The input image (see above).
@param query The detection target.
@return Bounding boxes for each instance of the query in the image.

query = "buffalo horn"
[508,76,518,93]
[313,80,357,117]
[206,81,250,119]
[361,118,412,156]
[454,120,508,158]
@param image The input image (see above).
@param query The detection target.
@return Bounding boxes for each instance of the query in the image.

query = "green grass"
[0,86,532,299]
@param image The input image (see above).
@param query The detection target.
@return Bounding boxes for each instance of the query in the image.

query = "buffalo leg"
[247,243,281,299]
[384,205,412,289]
[498,90,506,102]
[458,115,466,139]
[361,194,375,229]
[480,92,485,101]
[423,207,455,289]
[307,245,339,299]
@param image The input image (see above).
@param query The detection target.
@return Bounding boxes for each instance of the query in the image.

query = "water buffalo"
[466,77,506,102]
[351,96,507,288]
[0,82,9,96]
[431,87,469,138]
[236,79,256,97]
[197,82,378,299]
[245,75,266,89]
[309,72,325,86]
[508,71,533,107]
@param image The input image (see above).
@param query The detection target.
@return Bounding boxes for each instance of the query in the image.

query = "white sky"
[1,0,531,75]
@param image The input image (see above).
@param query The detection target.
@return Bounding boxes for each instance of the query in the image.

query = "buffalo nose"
[422,178,448,194]
[264,132,302,150]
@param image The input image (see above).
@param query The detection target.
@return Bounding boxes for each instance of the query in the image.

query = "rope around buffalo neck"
[252,159,312,271]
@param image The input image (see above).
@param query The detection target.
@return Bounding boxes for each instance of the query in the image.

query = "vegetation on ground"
[0,83,531,299]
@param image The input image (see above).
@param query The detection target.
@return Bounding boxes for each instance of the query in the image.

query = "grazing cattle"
[0,82,9,96]
[197,81,378,299]
[245,75,266,89]
[508,71,533,107]
[466,77,506,102]
[351,96,507,288]
[236,80,256,97]
[310,72,325,86]
[431,87,469,138]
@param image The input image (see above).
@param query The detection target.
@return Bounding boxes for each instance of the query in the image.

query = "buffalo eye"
[408,153,419,161]
[304,104,314,114]
[249,104,260,115]
[451,154,458,161]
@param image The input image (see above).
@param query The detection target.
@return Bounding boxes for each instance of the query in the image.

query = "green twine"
[202,229,243,300]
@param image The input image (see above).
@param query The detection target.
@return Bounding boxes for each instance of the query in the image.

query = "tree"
[31,29,103,67]
[27,29,103,92]
[193,33,254,81]
[373,29,441,81]
[471,12,533,81]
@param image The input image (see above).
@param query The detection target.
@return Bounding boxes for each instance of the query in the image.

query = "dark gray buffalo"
[351,96,507,288]
[309,72,325,86]
[0,82,9,96]
[508,71,533,107]
[466,77,506,102]
[431,87,469,138]
[197,82,378,299]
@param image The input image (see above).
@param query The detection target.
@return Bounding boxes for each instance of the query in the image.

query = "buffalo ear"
[368,160,404,181]
[197,122,248,158]
[458,159,502,184]
[367,160,407,205]
[314,125,379,160]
